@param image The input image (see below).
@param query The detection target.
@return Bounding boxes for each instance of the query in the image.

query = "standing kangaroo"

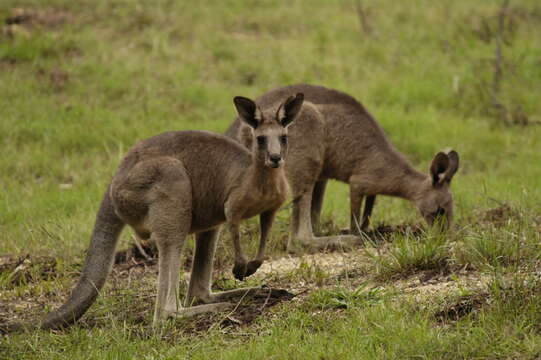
[226,84,459,250]
[6,93,304,332]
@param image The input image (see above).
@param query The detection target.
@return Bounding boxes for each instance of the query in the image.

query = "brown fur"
[226,84,459,249]
[7,94,303,332]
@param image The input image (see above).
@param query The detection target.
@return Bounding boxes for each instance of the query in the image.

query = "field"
[1,0,541,358]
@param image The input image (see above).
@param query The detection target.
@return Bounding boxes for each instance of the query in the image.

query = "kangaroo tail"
[40,189,124,329]
[3,188,124,333]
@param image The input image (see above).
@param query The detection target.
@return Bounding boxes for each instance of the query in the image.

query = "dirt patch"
[480,204,520,227]
[113,239,199,274]
[434,293,488,323]
[397,270,491,304]
[37,68,70,91]
[0,254,57,288]
[255,250,367,279]
[0,287,295,335]
[114,238,158,270]
[0,57,17,68]
[361,223,423,242]
[2,7,75,40]
[324,221,423,242]
[4,7,72,28]
[182,288,295,333]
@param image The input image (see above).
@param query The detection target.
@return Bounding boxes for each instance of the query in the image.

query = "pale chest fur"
[238,177,290,220]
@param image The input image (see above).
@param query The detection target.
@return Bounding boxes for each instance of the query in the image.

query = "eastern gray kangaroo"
[6,93,304,332]
[226,84,459,250]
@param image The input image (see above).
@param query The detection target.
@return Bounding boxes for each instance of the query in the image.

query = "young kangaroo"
[6,93,303,332]
[226,84,459,250]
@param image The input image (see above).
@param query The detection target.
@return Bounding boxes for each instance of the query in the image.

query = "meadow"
[1,0,541,358]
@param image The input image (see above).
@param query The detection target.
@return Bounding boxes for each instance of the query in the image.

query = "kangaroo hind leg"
[154,228,230,321]
[361,195,376,231]
[137,158,192,326]
[311,180,328,235]
[291,184,360,251]
[349,182,375,234]
[187,229,286,304]
[185,229,232,307]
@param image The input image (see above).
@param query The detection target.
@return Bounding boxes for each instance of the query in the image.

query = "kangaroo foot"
[210,287,293,302]
[171,302,233,318]
[153,302,234,326]
[232,259,263,281]
[340,227,369,236]
[246,259,263,277]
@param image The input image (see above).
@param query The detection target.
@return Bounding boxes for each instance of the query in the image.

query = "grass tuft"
[306,283,387,310]
[366,232,450,280]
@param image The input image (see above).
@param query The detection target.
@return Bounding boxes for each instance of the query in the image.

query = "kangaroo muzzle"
[268,154,283,168]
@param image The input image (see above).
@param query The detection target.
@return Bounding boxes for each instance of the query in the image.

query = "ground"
[1,0,541,359]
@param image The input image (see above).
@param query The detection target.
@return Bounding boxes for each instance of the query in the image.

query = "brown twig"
[208,288,253,332]
[257,288,273,313]
[354,0,372,36]
[491,0,510,116]
[132,235,152,261]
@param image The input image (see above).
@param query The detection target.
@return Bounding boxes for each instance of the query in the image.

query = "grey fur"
[226,84,459,250]
[6,94,301,332]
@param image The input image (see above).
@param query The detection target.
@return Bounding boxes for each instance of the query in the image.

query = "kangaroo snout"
[268,154,282,168]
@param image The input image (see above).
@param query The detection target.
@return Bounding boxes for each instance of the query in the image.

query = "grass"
[1,0,541,358]
[365,231,451,280]
[3,276,541,359]
[454,210,541,270]
[305,283,388,310]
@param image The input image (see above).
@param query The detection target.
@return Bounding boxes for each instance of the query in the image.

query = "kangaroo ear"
[444,150,459,181]
[430,152,450,186]
[277,93,304,127]
[234,96,260,129]
[430,150,459,186]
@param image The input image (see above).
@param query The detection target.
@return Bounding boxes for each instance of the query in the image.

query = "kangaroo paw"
[232,261,248,280]
[244,259,263,278]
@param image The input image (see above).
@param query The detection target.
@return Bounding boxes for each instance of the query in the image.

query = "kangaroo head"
[415,150,460,229]
[233,93,304,169]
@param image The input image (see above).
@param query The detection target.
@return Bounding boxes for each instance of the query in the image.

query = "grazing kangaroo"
[6,93,303,332]
[226,84,459,250]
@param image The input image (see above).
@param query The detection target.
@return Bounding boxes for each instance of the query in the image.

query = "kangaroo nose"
[269,154,282,164]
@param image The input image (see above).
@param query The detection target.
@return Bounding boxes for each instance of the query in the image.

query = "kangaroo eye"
[280,135,288,144]
[256,136,267,146]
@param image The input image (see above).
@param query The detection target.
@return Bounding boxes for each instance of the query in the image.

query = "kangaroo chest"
[239,181,289,220]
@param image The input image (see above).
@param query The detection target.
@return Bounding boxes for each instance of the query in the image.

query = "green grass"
[365,231,451,280]
[3,275,541,359]
[1,0,541,358]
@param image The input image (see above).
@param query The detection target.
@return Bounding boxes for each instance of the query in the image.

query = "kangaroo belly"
[241,202,277,220]
[190,206,226,233]
[240,190,287,220]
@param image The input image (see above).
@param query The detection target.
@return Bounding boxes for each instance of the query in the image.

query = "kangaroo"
[5,93,304,332]
[226,84,459,250]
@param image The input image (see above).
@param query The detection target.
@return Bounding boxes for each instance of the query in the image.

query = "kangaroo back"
[226,84,406,183]
[226,84,459,236]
